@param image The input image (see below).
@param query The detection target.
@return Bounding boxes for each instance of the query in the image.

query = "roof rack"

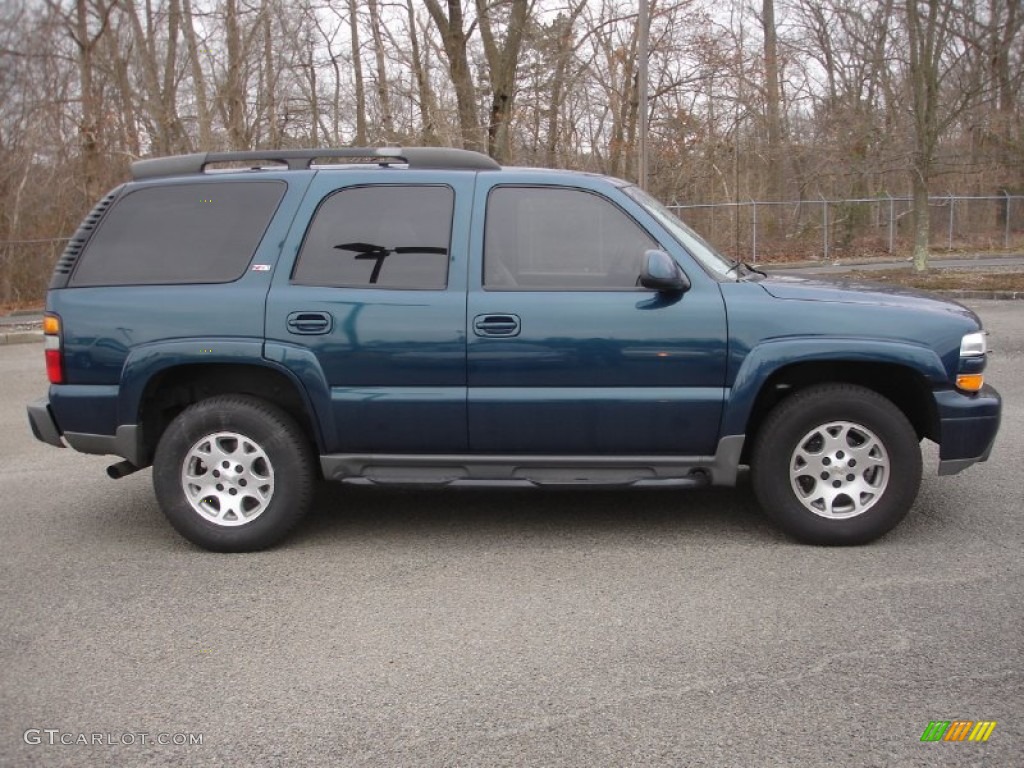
[130,146,501,180]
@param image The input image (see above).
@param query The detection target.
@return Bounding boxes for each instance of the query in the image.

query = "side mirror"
[639,250,690,292]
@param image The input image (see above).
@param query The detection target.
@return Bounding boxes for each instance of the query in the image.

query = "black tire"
[751,383,922,545]
[152,395,314,552]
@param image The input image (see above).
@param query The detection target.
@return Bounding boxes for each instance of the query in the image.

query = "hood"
[758,272,980,323]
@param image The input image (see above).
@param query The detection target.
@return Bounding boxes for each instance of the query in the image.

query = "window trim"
[290,183,456,291]
[481,184,663,292]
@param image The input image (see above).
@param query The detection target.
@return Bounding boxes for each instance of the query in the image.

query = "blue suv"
[27,147,1001,551]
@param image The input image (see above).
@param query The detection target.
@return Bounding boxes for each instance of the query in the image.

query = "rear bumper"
[27,397,64,448]
[934,384,1001,475]
[27,396,145,465]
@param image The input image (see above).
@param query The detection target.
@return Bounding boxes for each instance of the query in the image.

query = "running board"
[340,475,711,490]
[319,436,744,488]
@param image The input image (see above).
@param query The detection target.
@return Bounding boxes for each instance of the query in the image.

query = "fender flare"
[117,338,333,451]
[721,337,948,437]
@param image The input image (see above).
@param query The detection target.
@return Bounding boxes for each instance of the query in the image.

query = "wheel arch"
[133,361,324,466]
[737,360,940,464]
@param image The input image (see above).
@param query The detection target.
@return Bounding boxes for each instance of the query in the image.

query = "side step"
[319,439,746,489]
[340,474,711,490]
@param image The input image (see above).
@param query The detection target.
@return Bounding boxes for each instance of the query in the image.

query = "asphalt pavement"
[1,301,1021,767]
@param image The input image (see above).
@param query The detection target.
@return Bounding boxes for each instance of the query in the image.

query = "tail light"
[43,313,64,384]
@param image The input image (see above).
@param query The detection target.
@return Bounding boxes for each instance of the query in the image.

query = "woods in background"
[1,0,1022,301]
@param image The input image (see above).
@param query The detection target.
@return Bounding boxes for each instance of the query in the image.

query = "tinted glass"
[71,181,285,286]
[293,185,454,289]
[622,185,735,277]
[484,186,658,290]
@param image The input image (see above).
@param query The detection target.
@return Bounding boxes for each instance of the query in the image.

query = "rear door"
[466,179,729,456]
[265,170,474,453]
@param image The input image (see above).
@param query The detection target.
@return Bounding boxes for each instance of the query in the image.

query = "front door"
[467,182,728,456]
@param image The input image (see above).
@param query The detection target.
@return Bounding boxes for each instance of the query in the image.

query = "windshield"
[623,186,737,278]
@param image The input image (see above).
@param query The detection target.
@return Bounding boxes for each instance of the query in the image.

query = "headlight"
[957,331,987,392]
[959,331,987,357]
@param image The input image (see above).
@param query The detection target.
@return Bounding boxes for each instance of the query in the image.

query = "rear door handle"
[473,314,521,337]
[286,311,333,335]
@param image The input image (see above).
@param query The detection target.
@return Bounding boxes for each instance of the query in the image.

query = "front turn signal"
[956,373,984,392]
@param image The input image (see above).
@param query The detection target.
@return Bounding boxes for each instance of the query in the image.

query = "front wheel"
[152,395,314,552]
[751,384,922,545]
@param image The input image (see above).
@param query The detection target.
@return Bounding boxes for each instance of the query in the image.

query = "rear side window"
[292,185,454,290]
[70,181,285,287]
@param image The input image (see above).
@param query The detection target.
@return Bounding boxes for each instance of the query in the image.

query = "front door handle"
[473,314,521,337]
[286,311,333,335]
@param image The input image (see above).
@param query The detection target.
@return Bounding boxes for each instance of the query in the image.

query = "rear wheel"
[152,395,314,552]
[751,384,922,545]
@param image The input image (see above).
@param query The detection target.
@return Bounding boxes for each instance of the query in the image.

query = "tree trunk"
[367,0,393,142]
[906,0,942,271]
[163,0,182,150]
[348,0,367,145]
[406,0,436,143]
[545,6,584,166]
[762,0,784,207]
[476,0,531,163]
[424,0,482,152]
[75,0,101,199]
[911,162,931,271]
[263,7,279,147]
[224,0,247,148]
[104,28,141,156]
[308,35,320,146]
[182,0,212,149]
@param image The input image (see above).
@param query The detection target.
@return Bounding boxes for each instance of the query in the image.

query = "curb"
[932,290,1024,300]
[0,330,44,345]
[760,252,1024,270]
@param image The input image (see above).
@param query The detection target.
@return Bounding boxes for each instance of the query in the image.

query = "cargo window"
[484,186,658,290]
[70,181,285,286]
[292,185,454,290]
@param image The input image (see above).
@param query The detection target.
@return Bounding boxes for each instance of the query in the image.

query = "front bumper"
[934,384,1001,475]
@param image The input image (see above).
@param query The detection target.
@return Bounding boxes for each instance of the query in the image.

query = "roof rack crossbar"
[130,147,500,180]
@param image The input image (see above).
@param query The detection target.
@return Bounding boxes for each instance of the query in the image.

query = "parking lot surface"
[1,301,1021,767]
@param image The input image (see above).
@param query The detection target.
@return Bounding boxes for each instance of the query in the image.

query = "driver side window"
[484,186,659,290]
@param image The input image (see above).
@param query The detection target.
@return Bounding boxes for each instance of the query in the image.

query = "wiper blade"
[725,260,766,279]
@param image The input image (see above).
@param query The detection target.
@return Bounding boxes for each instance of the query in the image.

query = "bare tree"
[424,0,483,151]
[348,0,367,144]
[760,0,784,206]
[367,0,394,142]
[476,0,533,163]
[405,0,438,143]
[181,0,213,148]
[904,0,987,270]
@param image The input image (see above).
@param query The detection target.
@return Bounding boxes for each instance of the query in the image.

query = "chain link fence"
[669,193,1024,264]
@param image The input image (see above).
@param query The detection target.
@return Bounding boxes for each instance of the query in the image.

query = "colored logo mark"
[921,720,997,742]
